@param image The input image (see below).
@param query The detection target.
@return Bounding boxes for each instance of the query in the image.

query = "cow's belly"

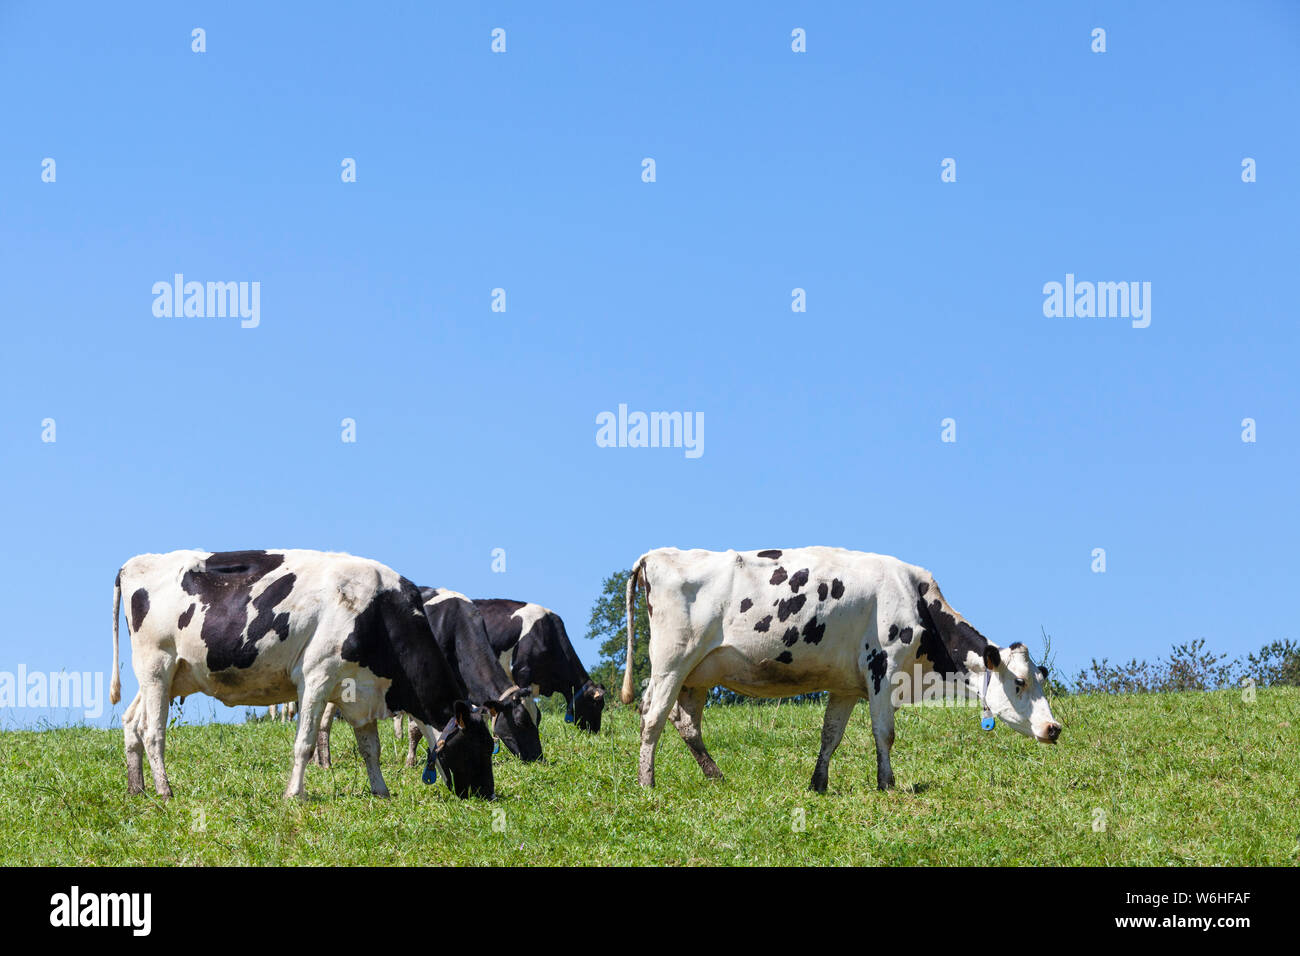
[178,665,300,707]
[173,632,305,706]
[684,645,864,697]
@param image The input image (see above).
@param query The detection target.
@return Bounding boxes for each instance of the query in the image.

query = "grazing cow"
[474,599,607,733]
[110,549,496,800]
[621,547,1062,792]
[316,588,542,768]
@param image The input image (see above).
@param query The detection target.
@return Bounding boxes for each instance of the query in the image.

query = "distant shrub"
[1243,639,1300,688]
[1071,637,1297,695]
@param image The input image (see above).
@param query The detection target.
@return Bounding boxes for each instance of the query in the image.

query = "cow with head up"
[110,549,496,800]
[316,588,543,769]
[621,547,1062,791]
[473,599,607,733]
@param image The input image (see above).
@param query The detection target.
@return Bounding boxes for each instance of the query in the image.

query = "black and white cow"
[316,588,543,768]
[474,599,607,733]
[110,549,496,800]
[621,547,1062,791]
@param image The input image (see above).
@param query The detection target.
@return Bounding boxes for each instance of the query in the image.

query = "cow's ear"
[1037,664,1049,680]
[453,700,472,729]
[485,699,504,717]
[983,645,1001,670]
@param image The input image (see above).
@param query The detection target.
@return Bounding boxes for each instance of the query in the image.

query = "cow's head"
[981,643,1062,744]
[487,686,544,762]
[571,680,607,733]
[432,701,497,799]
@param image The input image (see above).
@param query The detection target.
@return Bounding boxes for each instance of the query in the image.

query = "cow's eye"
[1014,678,1026,692]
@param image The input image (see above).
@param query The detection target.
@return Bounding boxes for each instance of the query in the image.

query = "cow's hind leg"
[123,692,146,795]
[637,671,687,787]
[353,721,389,797]
[867,687,896,791]
[809,692,858,794]
[312,702,334,768]
[286,681,332,799]
[669,686,722,780]
[140,671,176,799]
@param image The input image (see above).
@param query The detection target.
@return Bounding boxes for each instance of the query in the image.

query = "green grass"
[2,688,1298,865]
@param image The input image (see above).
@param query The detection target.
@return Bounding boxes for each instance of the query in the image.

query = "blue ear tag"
[565,711,574,724]
[422,763,437,785]
[492,739,500,756]
[981,716,996,731]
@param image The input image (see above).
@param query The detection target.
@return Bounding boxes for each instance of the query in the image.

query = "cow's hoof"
[876,776,895,792]
[371,789,391,799]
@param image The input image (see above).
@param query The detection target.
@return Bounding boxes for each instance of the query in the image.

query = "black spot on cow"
[801,616,826,645]
[830,579,845,599]
[777,593,807,622]
[754,615,772,633]
[775,651,793,664]
[178,603,195,629]
[918,581,929,596]
[897,626,913,644]
[739,598,753,613]
[817,582,828,601]
[888,624,898,640]
[1009,641,1024,650]
[781,626,799,647]
[129,589,149,633]
[788,569,809,593]
[248,573,296,643]
[757,549,783,559]
[181,550,289,672]
[770,567,788,586]
[868,649,888,694]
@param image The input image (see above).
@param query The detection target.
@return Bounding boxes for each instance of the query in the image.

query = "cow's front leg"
[809,692,857,793]
[867,688,896,791]
[353,721,390,797]
[406,721,422,767]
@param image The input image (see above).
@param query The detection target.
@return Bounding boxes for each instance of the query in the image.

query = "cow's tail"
[110,569,122,705]
[620,556,647,705]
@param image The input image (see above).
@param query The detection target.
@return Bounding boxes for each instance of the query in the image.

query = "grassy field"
[2,688,1298,865]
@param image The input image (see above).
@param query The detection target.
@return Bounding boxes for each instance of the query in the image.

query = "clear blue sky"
[2,2,1297,727]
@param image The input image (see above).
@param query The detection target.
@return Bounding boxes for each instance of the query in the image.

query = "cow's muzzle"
[1036,722,1062,744]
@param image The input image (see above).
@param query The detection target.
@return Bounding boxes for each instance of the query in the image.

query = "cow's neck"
[914,583,989,677]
